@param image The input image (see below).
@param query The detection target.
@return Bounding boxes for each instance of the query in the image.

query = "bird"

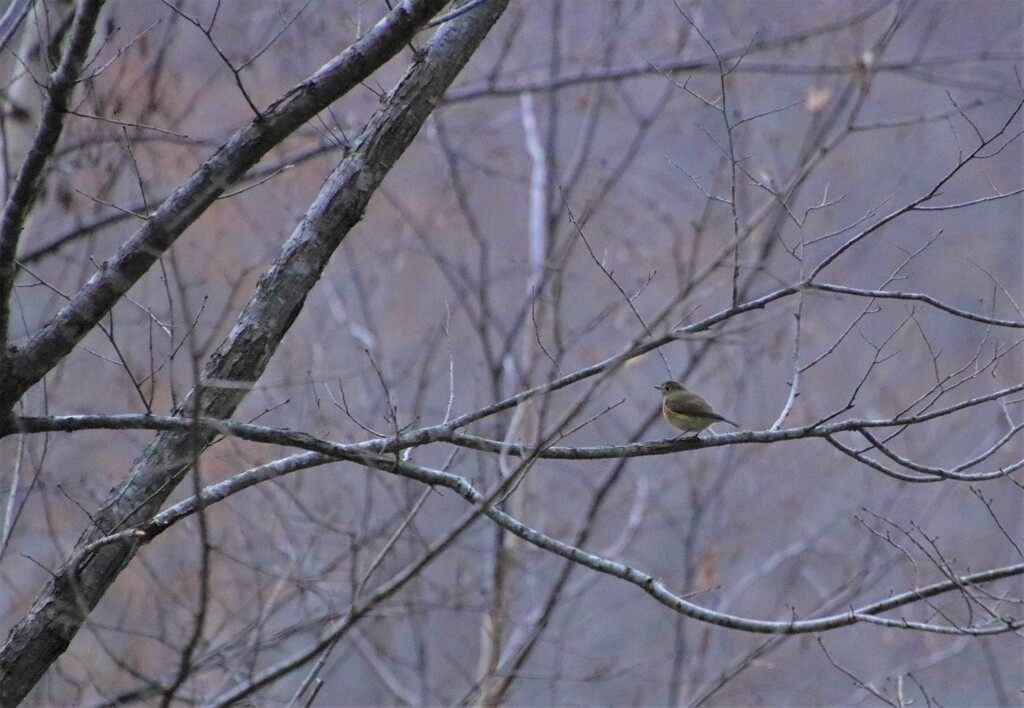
[657,380,738,436]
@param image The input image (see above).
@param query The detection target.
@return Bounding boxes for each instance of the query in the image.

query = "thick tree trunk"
[0,0,508,703]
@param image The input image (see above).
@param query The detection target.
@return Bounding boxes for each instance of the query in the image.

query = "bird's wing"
[666,392,738,426]
[665,392,716,418]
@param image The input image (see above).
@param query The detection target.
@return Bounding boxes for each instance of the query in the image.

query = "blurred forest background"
[0,0,1022,705]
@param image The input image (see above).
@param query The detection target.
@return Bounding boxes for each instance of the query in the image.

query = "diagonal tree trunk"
[0,1,508,702]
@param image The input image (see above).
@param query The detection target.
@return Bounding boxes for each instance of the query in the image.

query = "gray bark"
[0,0,509,702]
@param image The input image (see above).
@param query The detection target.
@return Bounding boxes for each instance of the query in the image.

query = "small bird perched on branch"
[657,380,738,436]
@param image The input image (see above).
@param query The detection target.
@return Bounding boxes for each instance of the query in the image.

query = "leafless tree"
[0,1,1021,705]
